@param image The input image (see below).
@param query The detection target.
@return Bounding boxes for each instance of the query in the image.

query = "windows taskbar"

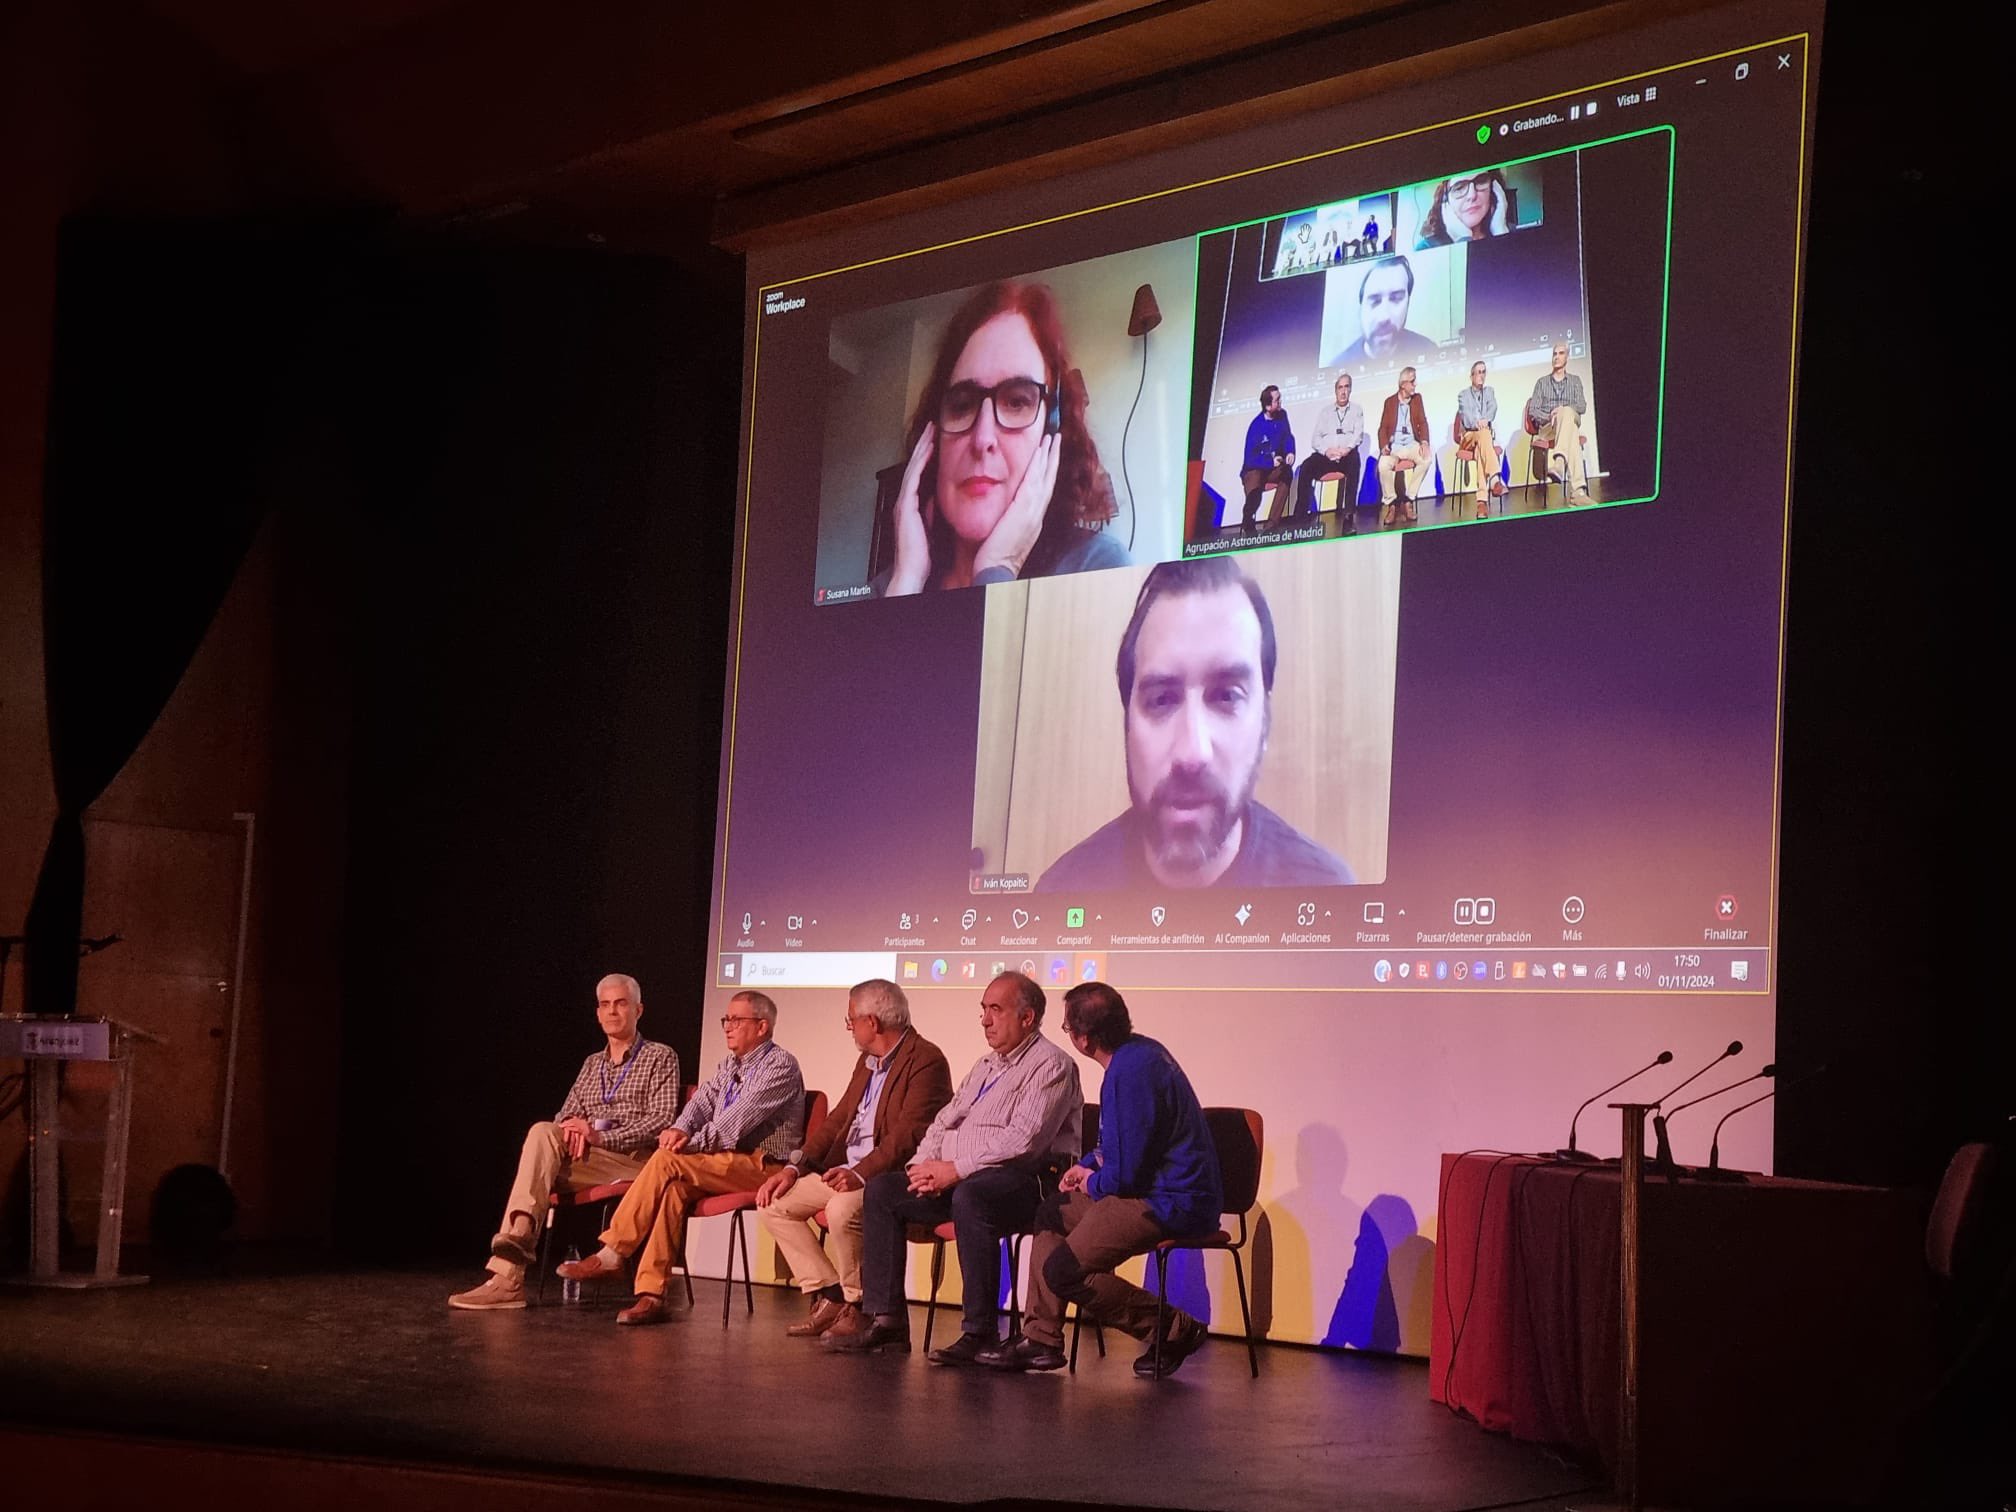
[715,946,1769,993]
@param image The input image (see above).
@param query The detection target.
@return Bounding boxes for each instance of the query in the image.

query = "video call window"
[1263,192,1399,279]
[968,546,1402,894]
[811,239,1197,606]
[1185,133,1668,541]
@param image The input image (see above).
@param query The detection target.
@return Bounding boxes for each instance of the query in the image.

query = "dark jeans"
[859,1164,1048,1338]
[1294,449,1360,524]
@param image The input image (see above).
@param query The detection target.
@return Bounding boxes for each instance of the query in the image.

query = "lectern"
[1,1015,161,1288]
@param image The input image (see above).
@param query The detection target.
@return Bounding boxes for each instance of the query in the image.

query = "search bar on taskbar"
[727,952,899,988]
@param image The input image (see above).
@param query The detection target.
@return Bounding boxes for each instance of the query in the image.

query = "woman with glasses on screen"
[879,281,1128,595]
[1416,168,1512,248]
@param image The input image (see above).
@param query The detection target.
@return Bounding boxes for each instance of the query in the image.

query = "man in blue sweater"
[978,981,1222,1377]
[1238,385,1295,533]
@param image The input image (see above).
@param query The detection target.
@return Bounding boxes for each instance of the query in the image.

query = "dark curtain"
[21,218,352,1016]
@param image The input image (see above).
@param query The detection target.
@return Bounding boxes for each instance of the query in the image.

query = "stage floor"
[1,1265,1597,1511]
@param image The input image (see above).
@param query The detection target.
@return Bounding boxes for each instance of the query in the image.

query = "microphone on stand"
[1653,1041,1744,1107]
[1556,1050,1673,1162]
[1652,1064,1774,1179]
[1697,1064,1828,1182]
[1647,1042,1742,1176]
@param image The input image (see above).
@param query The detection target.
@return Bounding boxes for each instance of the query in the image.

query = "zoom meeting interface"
[712,3,1819,999]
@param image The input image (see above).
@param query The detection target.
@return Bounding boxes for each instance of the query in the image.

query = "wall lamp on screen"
[1121,281,1162,551]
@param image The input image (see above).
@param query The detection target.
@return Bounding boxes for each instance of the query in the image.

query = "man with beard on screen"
[1036,558,1354,891]
[1328,254,1439,369]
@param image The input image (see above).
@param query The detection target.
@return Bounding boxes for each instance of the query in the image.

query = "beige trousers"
[487,1121,648,1279]
[1377,442,1430,504]
[758,1174,868,1301]
[1458,425,1501,499]
[1538,405,1587,488]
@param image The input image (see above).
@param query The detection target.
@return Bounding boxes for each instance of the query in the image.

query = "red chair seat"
[691,1190,758,1218]
[557,1180,634,1207]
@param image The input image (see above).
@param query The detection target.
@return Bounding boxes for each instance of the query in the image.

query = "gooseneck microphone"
[1652,1041,1743,1109]
[1652,1062,1773,1177]
[1556,1050,1673,1162]
[1646,1042,1741,1175]
[1698,1064,1828,1181]
[1666,1064,1776,1123]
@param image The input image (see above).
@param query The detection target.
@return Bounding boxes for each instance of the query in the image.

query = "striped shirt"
[675,1038,805,1160]
[552,1038,682,1155]
[1312,400,1365,457]
[914,1031,1081,1180]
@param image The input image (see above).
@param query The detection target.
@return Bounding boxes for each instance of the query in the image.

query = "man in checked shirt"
[558,989,804,1324]
[450,973,681,1310]
[828,970,1081,1361]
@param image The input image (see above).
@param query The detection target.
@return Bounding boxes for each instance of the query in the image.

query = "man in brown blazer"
[756,978,953,1340]
[1376,365,1431,525]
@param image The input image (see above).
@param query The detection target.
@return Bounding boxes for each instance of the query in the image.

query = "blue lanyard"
[723,1041,770,1109]
[859,1036,900,1117]
[601,1042,643,1105]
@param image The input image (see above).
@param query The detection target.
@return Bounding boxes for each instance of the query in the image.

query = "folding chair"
[681,1087,827,1325]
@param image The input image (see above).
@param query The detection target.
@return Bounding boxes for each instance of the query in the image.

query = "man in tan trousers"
[756,979,953,1341]
[558,990,803,1325]
[450,972,681,1310]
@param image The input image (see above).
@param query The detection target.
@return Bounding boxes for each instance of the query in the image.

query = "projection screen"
[702,0,1823,1351]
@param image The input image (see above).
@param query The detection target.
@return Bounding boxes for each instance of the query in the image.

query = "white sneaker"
[450,1274,527,1310]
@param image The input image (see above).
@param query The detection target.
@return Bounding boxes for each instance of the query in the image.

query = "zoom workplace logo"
[763,290,807,316]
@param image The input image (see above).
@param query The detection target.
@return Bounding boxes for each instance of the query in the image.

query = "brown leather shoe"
[556,1250,623,1283]
[821,1302,864,1339]
[786,1296,846,1338]
[823,1312,907,1352]
[616,1293,668,1326]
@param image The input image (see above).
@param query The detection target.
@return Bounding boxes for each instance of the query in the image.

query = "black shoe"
[824,1318,911,1354]
[975,1333,1067,1372]
[926,1331,994,1367]
[1133,1314,1208,1378]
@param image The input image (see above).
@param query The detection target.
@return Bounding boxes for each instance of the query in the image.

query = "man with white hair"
[1527,342,1591,502]
[450,972,681,1310]
[755,979,953,1341]
[558,989,804,1325]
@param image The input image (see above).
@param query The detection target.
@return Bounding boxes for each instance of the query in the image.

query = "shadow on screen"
[1324,1192,1435,1354]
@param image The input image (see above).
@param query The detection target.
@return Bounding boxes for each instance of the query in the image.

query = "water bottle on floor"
[562,1246,583,1305]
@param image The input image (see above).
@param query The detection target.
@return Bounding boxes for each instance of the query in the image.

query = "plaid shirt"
[553,1038,682,1155]
[675,1039,805,1160]
[915,1030,1081,1180]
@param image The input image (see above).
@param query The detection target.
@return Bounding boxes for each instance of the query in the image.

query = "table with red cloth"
[1428,1152,1935,1507]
